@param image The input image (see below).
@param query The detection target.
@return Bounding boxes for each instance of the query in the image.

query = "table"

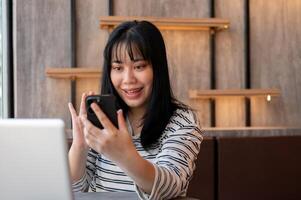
[74,192,138,200]
[74,192,199,200]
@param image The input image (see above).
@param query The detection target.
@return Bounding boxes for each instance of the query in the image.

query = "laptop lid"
[0,119,73,200]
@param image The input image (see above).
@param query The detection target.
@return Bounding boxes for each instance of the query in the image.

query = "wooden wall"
[215,0,246,127]
[13,0,301,128]
[75,0,108,111]
[250,0,301,127]
[13,0,72,126]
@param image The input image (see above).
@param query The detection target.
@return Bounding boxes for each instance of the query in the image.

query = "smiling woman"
[68,20,203,200]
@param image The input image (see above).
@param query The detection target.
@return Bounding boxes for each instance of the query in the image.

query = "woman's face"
[110,44,153,111]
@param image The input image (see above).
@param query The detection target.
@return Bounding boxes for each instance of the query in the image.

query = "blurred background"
[0,0,300,200]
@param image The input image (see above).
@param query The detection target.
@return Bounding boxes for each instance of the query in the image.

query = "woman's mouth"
[122,88,143,99]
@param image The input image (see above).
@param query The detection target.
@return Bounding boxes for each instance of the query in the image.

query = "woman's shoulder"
[159,107,203,143]
[167,107,200,129]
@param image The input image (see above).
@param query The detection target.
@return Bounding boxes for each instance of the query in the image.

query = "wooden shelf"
[45,67,102,79]
[189,89,281,99]
[100,16,230,32]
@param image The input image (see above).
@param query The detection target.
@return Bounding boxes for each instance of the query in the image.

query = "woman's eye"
[134,65,146,70]
[112,66,122,71]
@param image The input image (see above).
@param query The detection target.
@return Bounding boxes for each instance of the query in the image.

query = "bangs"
[111,32,149,62]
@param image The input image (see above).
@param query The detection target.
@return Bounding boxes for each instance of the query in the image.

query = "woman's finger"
[82,115,104,138]
[68,102,78,119]
[79,93,87,116]
[91,103,115,131]
[117,109,127,131]
[68,103,79,131]
[83,127,96,148]
[82,91,96,116]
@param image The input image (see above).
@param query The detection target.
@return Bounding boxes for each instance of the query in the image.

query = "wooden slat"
[99,16,229,32]
[76,0,108,67]
[216,98,246,127]
[14,0,71,127]
[75,0,108,110]
[250,0,301,127]
[215,0,246,127]
[45,67,102,79]
[189,89,281,99]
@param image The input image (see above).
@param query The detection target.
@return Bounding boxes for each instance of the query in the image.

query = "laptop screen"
[0,119,73,200]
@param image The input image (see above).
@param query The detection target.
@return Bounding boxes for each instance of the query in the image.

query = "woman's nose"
[123,68,136,84]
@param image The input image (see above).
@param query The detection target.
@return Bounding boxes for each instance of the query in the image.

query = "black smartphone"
[86,94,119,129]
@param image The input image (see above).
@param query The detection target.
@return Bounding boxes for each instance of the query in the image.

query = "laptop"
[0,119,73,200]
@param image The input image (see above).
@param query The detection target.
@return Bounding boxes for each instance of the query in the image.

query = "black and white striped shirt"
[73,108,203,200]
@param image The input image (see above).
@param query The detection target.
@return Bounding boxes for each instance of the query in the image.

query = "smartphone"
[86,94,119,129]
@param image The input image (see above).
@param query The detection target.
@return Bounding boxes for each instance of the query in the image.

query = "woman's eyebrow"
[112,58,145,63]
[111,59,122,63]
[132,58,145,62]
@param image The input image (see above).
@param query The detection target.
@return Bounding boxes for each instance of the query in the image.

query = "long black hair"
[101,20,186,150]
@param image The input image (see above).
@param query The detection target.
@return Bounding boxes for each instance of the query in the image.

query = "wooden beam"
[189,89,281,99]
[45,67,102,79]
[99,16,230,32]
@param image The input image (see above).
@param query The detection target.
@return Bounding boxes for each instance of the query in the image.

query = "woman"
[68,20,203,200]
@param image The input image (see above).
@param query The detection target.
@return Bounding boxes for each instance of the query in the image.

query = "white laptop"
[0,119,73,200]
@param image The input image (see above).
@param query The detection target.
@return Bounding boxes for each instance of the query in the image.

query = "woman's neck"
[128,107,146,135]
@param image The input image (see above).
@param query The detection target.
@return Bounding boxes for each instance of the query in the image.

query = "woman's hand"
[68,92,90,151]
[81,102,137,165]
[81,102,155,193]
[68,92,97,182]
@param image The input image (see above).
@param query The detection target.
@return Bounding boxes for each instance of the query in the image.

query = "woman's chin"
[124,100,143,109]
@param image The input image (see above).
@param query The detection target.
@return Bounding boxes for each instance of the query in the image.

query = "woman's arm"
[135,110,203,200]
[70,147,97,192]
[68,142,88,183]
[115,148,155,194]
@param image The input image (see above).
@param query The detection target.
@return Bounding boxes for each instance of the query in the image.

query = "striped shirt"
[72,108,203,200]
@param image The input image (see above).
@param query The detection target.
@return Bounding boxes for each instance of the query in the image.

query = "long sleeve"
[135,109,203,200]
[72,149,98,192]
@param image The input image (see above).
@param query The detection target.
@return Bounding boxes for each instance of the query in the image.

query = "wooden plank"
[113,0,211,17]
[75,0,108,68]
[189,99,211,128]
[100,16,230,31]
[75,0,108,109]
[215,97,246,127]
[189,89,280,99]
[114,0,212,127]
[250,0,301,126]
[215,0,246,127]
[45,67,102,79]
[13,0,71,127]
[75,79,101,112]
